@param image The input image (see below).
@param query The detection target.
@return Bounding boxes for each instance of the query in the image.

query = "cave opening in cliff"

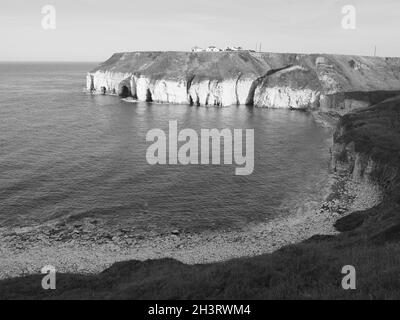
[119,85,130,98]
[146,89,153,102]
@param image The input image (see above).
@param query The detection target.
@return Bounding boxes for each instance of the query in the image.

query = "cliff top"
[336,95,400,168]
[91,51,400,93]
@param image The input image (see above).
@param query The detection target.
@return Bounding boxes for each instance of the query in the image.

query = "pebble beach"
[0,173,382,280]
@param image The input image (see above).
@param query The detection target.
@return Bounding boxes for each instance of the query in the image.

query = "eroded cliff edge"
[87,51,400,113]
[332,96,400,240]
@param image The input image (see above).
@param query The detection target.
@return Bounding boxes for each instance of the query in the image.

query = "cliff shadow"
[146,89,153,102]
[245,78,263,106]
[118,77,136,98]
[118,85,131,98]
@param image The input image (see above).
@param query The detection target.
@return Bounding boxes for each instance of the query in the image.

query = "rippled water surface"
[0,63,332,234]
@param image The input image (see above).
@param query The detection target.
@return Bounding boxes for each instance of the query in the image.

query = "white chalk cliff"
[87,51,400,112]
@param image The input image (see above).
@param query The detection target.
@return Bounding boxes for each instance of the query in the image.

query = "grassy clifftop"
[91,51,400,93]
[92,51,270,80]
[334,96,400,170]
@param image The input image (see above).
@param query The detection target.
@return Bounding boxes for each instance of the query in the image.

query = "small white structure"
[206,46,222,52]
[226,46,243,51]
[191,46,205,52]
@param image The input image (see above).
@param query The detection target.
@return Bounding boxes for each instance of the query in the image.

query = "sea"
[0,62,332,236]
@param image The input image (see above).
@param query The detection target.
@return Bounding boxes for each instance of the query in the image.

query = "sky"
[0,0,399,61]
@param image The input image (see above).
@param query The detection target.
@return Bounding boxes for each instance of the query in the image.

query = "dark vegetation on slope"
[1,97,400,300]
[2,243,400,300]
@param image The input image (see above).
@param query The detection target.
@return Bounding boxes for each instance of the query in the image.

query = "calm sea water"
[0,63,331,234]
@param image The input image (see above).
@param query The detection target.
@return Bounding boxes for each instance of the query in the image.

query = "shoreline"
[0,171,383,280]
[0,110,384,281]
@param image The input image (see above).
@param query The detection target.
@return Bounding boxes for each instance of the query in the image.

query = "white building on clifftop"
[225,46,243,51]
[191,46,205,52]
[206,46,222,52]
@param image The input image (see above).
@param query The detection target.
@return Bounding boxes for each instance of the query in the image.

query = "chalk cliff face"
[187,77,254,106]
[253,66,322,109]
[87,51,400,112]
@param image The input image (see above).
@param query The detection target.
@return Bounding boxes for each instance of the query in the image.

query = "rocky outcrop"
[87,51,268,107]
[332,96,400,187]
[87,51,400,112]
[330,96,400,247]
[253,66,322,109]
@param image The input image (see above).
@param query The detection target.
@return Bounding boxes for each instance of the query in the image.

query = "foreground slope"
[87,51,400,111]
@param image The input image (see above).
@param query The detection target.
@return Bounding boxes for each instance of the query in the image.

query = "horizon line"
[1,48,399,62]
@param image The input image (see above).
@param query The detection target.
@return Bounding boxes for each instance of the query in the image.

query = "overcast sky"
[0,0,399,61]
